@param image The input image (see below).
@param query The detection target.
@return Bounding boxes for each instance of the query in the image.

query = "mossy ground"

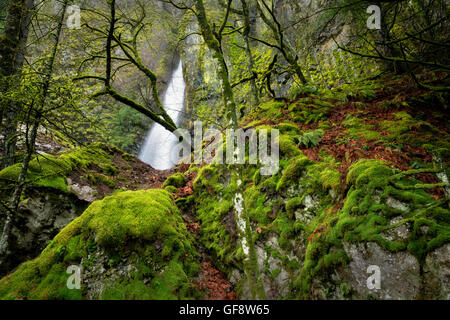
[0,143,126,194]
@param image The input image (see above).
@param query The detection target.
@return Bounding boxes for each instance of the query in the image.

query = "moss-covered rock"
[0,189,201,300]
[0,143,125,195]
[293,159,449,299]
[163,173,187,189]
[0,143,145,277]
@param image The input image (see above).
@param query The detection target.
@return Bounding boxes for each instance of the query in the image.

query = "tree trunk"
[378,3,406,74]
[195,0,238,128]
[241,0,259,105]
[0,0,34,169]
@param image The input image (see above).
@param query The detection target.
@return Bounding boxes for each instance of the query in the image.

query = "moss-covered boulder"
[163,173,187,189]
[0,143,150,277]
[0,189,201,300]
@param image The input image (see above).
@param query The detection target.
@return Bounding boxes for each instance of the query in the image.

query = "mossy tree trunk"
[241,0,260,105]
[194,0,238,128]
[0,0,34,169]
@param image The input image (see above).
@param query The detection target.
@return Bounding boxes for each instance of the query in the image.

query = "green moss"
[342,116,382,141]
[275,123,301,136]
[0,189,200,300]
[279,135,302,159]
[76,190,183,248]
[164,185,178,194]
[0,143,129,194]
[346,159,387,185]
[380,112,416,137]
[256,100,285,120]
[286,197,303,217]
[273,213,295,251]
[102,163,119,176]
[244,185,272,225]
[193,165,220,190]
[0,154,71,193]
[277,154,313,191]
[96,174,116,188]
[307,153,341,191]
[163,173,187,189]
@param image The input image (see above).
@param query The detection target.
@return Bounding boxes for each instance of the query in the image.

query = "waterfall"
[138,60,186,170]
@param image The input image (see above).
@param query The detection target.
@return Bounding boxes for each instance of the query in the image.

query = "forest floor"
[175,170,237,300]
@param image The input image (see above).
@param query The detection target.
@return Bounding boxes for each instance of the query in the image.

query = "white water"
[138,60,186,170]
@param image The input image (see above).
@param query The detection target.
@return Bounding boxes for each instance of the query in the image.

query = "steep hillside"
[1,74,448,300]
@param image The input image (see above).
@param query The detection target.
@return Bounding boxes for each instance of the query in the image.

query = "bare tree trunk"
[377,3,406,74]
[255,0,308,85]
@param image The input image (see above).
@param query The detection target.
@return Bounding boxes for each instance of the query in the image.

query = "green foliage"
[296,129,324,148]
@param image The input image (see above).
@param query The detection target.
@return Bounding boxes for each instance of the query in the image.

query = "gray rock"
[381,216,411,241]
[67,178,97,202]
[423,244,450,299]
[386,197,409,212]
[340,242,421,299]
[0,190,88,276]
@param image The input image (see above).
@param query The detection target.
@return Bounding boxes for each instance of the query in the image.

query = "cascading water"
[138,60,186,170]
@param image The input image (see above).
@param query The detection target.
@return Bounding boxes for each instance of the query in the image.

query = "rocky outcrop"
[184,86,449,300]
[0,143,164,277]
[0,189,88,277]
[0,190,200,300]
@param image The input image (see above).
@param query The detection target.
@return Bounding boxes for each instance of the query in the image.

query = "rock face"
[339,242,421,300]
[67,178,97,203]
[423,244,450,299]
[0,189,88,276]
